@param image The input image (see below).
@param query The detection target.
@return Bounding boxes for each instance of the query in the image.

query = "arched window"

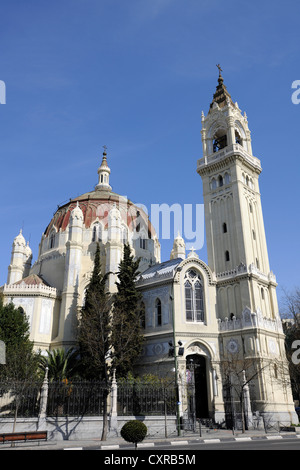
[213,133,227,152]
[49,231,55,249]
[225,250,230,262]
[211,178,217,190]
[224,172,230,185]
[155,298,162,326]
[92,225,97,242]
[139,237,146,250]
[184,270,204,322]
[218,175,223,187]
[185,281,193,322]
[121,226,128,244]
[261,288,265,300]
[235,130,242,146]
[223,222,227,233]
[92,223,102,242]
[194,281,204,321]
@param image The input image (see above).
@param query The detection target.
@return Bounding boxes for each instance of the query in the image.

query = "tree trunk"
[101,388,109,441]
[240,391,246,433]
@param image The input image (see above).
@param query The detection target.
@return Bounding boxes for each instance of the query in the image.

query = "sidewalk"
[1,427,300,450]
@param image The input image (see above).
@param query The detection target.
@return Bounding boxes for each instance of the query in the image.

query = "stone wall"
[0,415,178,441]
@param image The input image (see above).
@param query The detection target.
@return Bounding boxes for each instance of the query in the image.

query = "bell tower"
[197,67,278,320]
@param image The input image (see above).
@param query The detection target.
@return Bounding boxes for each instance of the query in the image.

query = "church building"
[1,71,296,426]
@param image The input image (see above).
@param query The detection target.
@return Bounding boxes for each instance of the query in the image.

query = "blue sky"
[0,0,299,309]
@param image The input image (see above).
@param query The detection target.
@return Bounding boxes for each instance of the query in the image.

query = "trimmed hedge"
[120,420,148,447]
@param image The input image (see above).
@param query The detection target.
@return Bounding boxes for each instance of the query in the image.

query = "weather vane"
[216,64,222,76]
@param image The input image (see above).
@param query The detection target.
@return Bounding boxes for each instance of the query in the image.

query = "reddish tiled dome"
[44,189,156,240]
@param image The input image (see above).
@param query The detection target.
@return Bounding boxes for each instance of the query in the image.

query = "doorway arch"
[186,354,209,418]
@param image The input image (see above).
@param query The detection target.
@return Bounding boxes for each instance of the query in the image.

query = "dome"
[31,151,161,291]
[43,188,156,240]
[41,151,156,239]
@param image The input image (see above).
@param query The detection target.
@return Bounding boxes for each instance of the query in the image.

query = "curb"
[96,433,300,450]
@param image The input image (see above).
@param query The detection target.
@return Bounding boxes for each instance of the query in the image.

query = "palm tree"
[39,348,80,381]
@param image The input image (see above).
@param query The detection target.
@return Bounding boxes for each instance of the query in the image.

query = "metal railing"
[117,383,177,416]
[46,380,107,417]
[0,381,41,418]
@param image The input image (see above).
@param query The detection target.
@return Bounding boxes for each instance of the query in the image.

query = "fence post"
[37,367,48,431]
[242,370,253,430]
[109,369,118,436]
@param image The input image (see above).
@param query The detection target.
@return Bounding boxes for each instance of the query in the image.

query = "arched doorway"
[186,354,209,418]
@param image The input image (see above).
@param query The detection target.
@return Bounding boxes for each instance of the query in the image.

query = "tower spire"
[210,65,233,109]
[95,146,112,191]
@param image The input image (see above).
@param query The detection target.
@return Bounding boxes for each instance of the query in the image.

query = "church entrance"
[186,354,209,418]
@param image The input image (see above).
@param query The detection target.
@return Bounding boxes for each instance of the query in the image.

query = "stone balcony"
[3,282,58,297]
[197,143,262,173]
[216,262,277,284]
[218,307,283,333]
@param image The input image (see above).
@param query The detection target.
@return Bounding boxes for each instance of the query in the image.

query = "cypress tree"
[78,242,111,380]
[111,243,144,378]
[77,243,111,440]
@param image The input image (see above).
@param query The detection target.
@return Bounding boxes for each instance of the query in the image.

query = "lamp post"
[169,339,184,437]
[169,290,183,437]
[188,358,196,432]
[0,340,6,365]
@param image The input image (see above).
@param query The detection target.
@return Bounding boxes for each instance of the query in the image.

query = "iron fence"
[0,380,177,418]
[0,381,42,418]
[46,380,107,417]
[117,383,177,416]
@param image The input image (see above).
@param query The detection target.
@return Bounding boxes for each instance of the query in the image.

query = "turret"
[7,230,31,284]
[95,147,112,191]
[170,232,186,260]
[23,242,33,278]
[63,202,84,291]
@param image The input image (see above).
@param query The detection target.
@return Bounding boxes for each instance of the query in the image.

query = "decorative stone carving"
[226,338,239,354]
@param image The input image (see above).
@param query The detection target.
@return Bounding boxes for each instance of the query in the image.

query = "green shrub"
[120,420,148,448]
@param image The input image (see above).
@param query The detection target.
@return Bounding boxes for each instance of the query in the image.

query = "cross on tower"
[216,64,222,76]
[103,145,107,154]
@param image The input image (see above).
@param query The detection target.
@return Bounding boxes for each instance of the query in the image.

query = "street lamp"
[168,340,184,436]
[188,358,196,432]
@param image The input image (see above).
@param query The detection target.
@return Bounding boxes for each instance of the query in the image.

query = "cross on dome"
[216,63,222,76]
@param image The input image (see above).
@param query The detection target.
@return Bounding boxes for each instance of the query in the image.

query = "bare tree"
[221,352,292,433]
[280,287,300,403]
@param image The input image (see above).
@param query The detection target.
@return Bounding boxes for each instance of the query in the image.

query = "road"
[63,436,300,451]
[2,435,300,453]
[141,437,300,450]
